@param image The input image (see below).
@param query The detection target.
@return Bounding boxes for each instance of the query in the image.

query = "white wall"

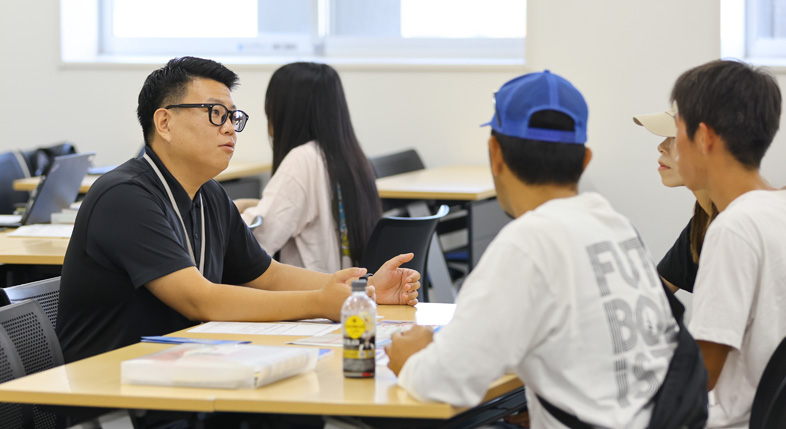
[1,0,785,265]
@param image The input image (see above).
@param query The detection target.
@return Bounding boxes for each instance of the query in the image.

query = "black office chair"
[750,335,786,429]
[0,151,31,214]
[369,148,470,275]
[368,148,425,179]
[360,205,449,302]
[368,148,427,217]
[0,300,64,429]
[0,277,61,331]
[17,142,78,177]
[0,296,121,427]
[0,322,28,428]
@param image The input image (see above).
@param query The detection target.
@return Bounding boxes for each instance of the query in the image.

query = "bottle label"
[344,315,366,339]
[343,314,375,377]
[343,336,375,376]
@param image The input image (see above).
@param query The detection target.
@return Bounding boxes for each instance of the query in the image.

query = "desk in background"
[0,303,524,425]
[376,165,510,303]
[0,232,67,265]
[1,161,270,285]
[3,164,510,301]
[376,165,496,201]
[3,161,269,264]
[0,231,67,287]
[13,161,271,199]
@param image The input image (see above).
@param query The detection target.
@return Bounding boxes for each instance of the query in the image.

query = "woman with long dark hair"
[237,62,382,273]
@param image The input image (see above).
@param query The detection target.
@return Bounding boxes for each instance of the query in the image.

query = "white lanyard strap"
[143,154,206,274]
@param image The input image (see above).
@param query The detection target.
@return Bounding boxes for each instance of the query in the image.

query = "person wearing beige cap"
[633,104,717,294]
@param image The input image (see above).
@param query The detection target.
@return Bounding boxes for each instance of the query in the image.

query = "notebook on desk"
[0,152,94,227]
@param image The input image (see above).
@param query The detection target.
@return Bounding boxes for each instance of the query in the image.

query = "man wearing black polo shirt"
[56,57,421,363]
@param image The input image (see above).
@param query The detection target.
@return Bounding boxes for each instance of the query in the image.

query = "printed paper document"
[189,321,339,336]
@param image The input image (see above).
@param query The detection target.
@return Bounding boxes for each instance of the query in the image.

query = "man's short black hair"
[137,56,239,145]
[494,110,586,186]
[671,59,781,168]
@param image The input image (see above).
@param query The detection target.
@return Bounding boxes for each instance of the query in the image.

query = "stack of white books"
[51,208,79,224]
[121,343,319,389]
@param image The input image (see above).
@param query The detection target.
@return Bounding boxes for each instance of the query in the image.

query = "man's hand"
[317,267,364,321]
[385,325,434,375]
[369,253,421,306]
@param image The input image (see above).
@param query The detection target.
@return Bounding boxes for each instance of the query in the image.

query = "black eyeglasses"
[165,103,249,132]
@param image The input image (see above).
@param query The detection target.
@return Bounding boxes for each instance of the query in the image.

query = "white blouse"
[241,141,350,273]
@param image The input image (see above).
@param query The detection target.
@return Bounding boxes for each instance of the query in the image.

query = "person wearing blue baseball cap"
[385,71,702,428]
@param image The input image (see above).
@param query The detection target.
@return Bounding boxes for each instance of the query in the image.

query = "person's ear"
[153,108,172,143]
[695,122,714,155]
[582,147,593,172]
[698,122,723,155]
[488,135,505,176]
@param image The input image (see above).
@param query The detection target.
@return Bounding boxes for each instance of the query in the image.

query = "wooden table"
[13,161,271,193]
[376,165,497,201]
[0,232,68,265]
[0,304,523,423]
[376,166,510,303]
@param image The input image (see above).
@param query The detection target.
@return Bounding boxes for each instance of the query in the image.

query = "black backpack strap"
[536,225,707,429]
[630,224,708,429]
[535,394,594,429]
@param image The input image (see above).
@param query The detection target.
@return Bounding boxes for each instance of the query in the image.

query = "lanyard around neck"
[143,154,206,275]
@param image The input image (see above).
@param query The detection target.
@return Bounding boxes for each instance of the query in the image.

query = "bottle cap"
[351,279,367,292]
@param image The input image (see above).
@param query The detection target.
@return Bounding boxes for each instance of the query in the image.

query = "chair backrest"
[0,300,64,374]
[368,149,425,179]
[18,142,78,177]
[368,149,427,214]
[0,277,61,331]
[750,335,786,429]
[0,300,64,429]
[0,323,27,428]
[360,205,449,302]
[0,151,31,214]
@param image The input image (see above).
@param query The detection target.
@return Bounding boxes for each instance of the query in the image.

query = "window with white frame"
[745,0,786,59]
[90,0,525,61]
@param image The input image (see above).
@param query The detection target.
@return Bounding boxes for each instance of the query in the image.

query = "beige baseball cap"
[633,102,678,138]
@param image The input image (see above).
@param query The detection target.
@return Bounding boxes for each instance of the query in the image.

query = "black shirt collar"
[144,146,202,215]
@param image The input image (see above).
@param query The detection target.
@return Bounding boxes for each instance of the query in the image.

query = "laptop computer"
[0,152,94,227]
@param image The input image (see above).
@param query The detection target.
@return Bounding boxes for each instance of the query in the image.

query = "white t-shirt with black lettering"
[689,190,786,429]
[397,192,678,428]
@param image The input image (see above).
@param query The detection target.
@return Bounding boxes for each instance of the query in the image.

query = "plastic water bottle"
[342,279,376,378]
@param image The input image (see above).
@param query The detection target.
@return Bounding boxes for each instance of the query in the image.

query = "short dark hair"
[137,56,239,145]
[671,59,781,168]
[493,110,586,186]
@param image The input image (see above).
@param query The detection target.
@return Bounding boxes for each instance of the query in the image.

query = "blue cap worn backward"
[482,70,588,144]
